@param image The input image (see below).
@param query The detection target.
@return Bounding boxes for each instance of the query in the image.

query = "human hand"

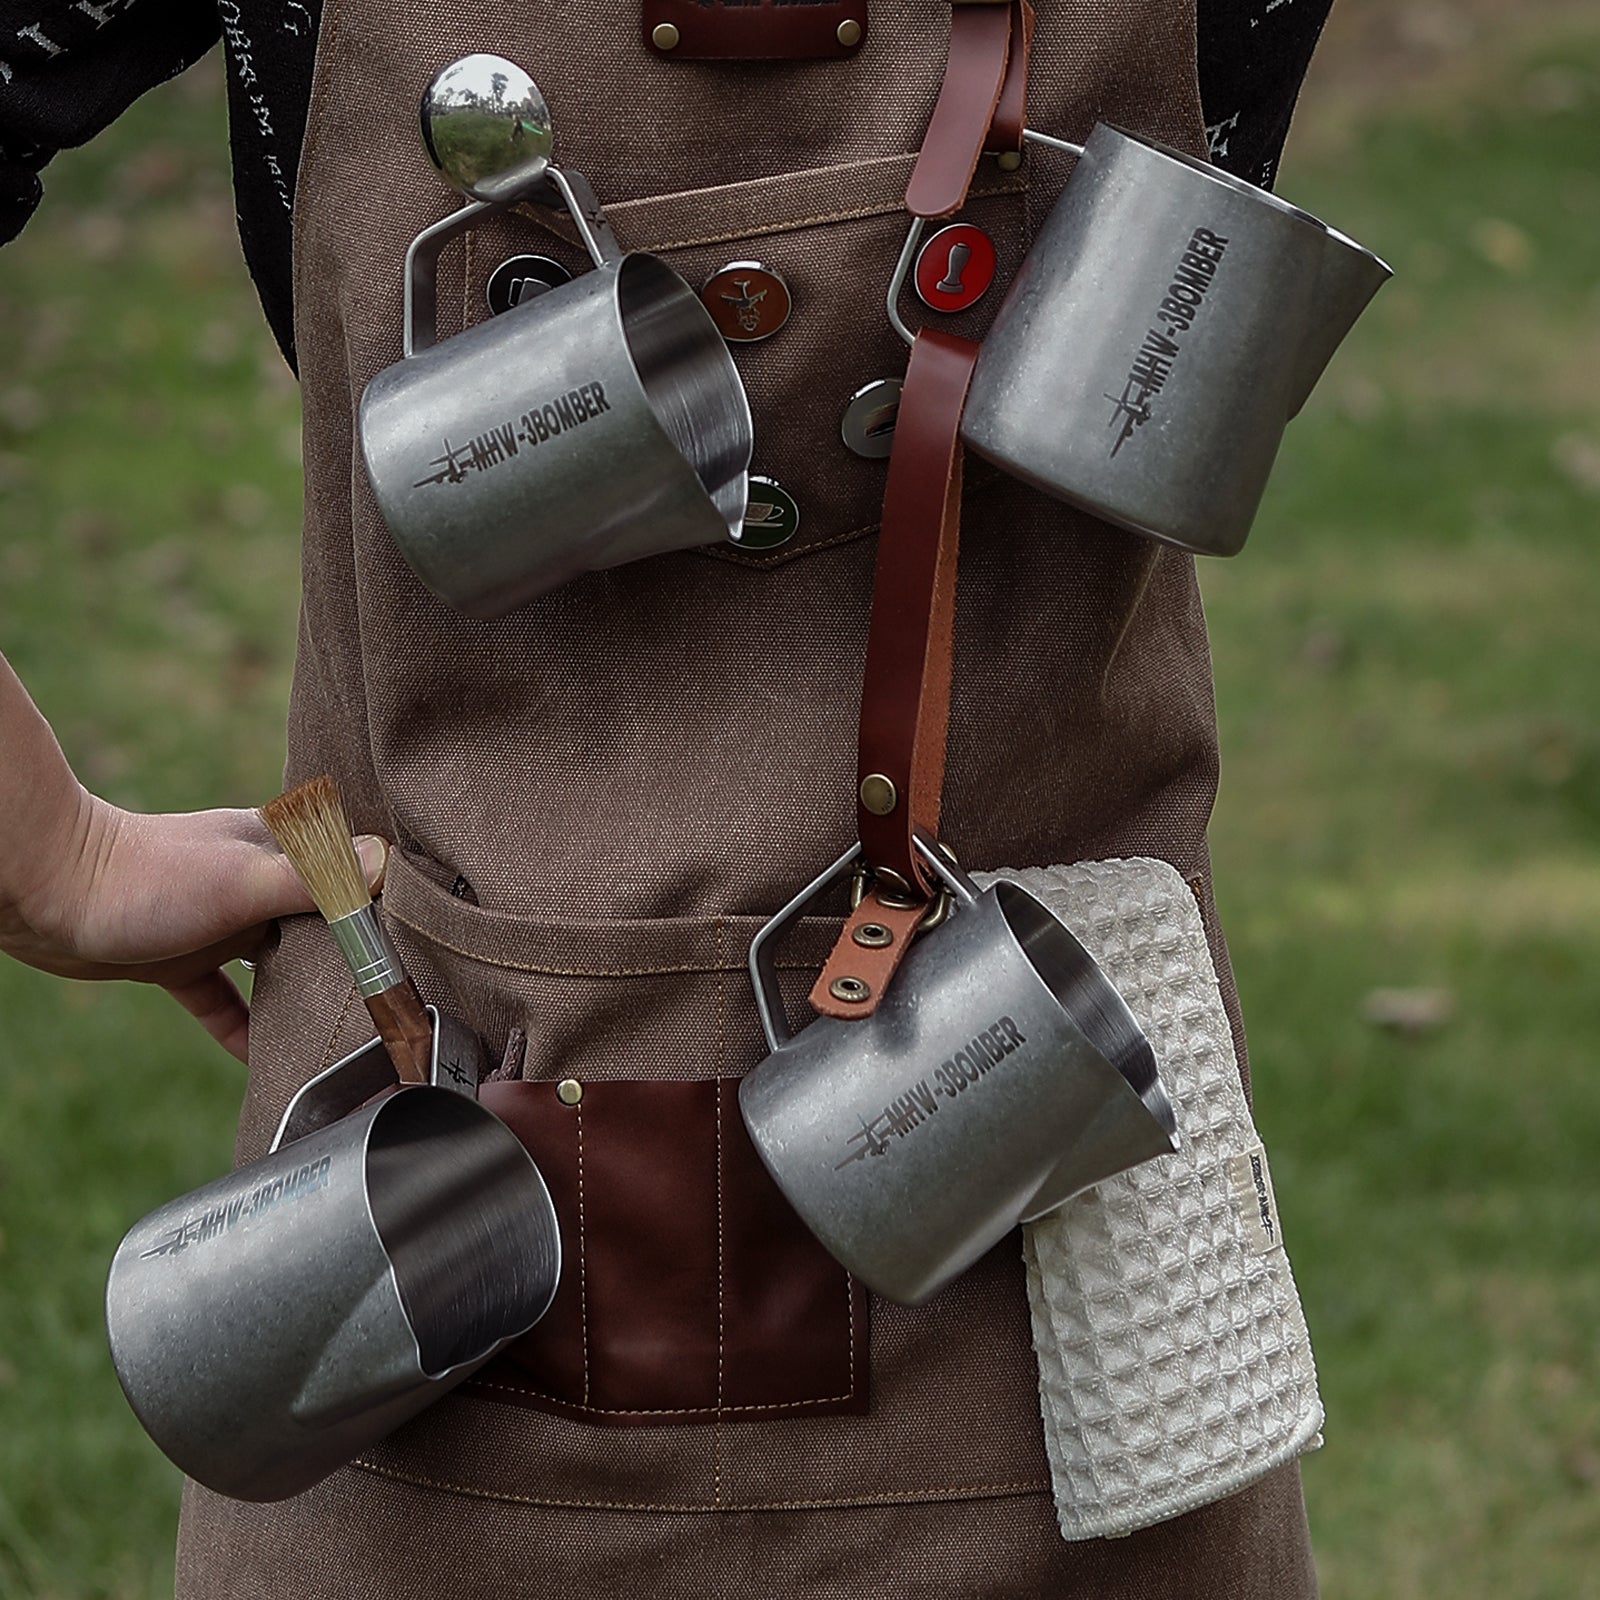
[0,789,387,1063]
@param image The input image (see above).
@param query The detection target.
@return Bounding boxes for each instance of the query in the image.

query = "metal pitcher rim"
[1085,121,1393,276]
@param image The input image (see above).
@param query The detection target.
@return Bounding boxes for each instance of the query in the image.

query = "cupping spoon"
[420,53,554,204]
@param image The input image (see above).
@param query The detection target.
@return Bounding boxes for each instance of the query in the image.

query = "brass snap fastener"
[651,23,681,50]
[836,19,863,48]
[852,923,894,949]
[829,976,872,1003]
[556,1079,583,1106]
[859,774,898,816]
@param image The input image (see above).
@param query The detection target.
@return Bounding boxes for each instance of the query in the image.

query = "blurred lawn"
[1207,6,1600,1596]
[0,58,302,1600]
[2,8,1599,1598]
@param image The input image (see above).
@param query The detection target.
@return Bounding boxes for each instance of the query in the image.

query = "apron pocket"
[473,1077,867,1425]
[377,845,868,1427]
[437,152,1031,565]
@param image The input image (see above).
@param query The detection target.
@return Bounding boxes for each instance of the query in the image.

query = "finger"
[33,923,277,987]
[226,817,390,921]
[95,811,391,966]
[358,835,389,893]
[163,968,252,1064]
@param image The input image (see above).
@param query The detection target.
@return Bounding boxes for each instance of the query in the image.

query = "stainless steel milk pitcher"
[105,1011,560,1501]
[956,123,1391,557]
[739,838,1179,1306]
[358,56,752,617]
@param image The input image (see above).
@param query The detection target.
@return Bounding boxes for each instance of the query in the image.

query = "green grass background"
[2,4,1597,1594]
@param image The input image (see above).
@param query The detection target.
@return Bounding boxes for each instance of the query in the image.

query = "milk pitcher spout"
[1285,224,1393,418]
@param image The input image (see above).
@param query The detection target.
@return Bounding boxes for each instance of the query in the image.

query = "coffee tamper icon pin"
[936,242,972,295]
[912,223,997,313]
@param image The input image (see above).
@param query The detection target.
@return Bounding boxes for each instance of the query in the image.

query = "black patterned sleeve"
[0,0,219,244]
[1198,0,1336,190]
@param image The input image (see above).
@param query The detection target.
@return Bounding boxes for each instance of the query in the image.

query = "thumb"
[356,834,390,894]
[241,827,390,922]
[10,803,392,986]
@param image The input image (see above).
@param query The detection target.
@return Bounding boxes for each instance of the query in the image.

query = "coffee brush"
[259,776,433,1084]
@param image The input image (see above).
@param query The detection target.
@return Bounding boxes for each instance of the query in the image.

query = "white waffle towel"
[973,858,1323,1541]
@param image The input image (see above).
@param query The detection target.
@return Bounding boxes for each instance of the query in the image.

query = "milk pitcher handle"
[270,1006,488,1151]
[402,167,622,357]
[749,834,979,1052]
[1020,127,1086,160]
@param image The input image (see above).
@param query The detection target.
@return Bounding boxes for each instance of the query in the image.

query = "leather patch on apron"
[643,0,867,60]
[468,1078,869,1425]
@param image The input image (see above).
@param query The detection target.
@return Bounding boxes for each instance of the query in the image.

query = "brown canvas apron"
[176,1,1318,1592]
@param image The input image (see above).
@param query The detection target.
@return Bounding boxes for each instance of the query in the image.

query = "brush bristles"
[259,775,372,923]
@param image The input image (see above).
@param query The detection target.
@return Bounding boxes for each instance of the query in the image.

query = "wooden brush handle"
[364,981,435,1084]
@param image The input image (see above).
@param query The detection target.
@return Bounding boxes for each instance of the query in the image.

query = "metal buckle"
[749,834,981,1053]
[849,841,960,932]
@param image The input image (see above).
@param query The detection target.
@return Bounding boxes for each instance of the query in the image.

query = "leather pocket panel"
[472,1077,867,1426]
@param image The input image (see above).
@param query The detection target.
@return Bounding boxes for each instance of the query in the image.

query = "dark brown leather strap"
[989,0,1035,155]
[642,0,868,59]
[904,4,1013,219]
[812,3,1030,1019]
[856,328,976,890]
[810,328,978,1019]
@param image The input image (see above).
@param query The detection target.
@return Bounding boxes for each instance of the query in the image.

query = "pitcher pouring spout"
[1285,221,1394,418]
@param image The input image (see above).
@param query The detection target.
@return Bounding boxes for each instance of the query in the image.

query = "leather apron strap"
[906,1,1035,216]
[810,1,1032,1020]
[991,0,1036,154]
[854,327,977,894]
[809,327,979,1018]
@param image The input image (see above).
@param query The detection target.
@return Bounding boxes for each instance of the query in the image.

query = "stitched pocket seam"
[462,1376,856,1419]
[385,901,833,979]
[509,159,1027,256]
[349,1454,1053,1513]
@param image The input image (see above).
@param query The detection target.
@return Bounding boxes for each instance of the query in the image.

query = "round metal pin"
[841,379,903,460]
[701,262,793,344]
[421,55,554,205]
[734,475,800,550]
[858,773,898,816]
[486,254,574,315]
[913,222,997,314]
